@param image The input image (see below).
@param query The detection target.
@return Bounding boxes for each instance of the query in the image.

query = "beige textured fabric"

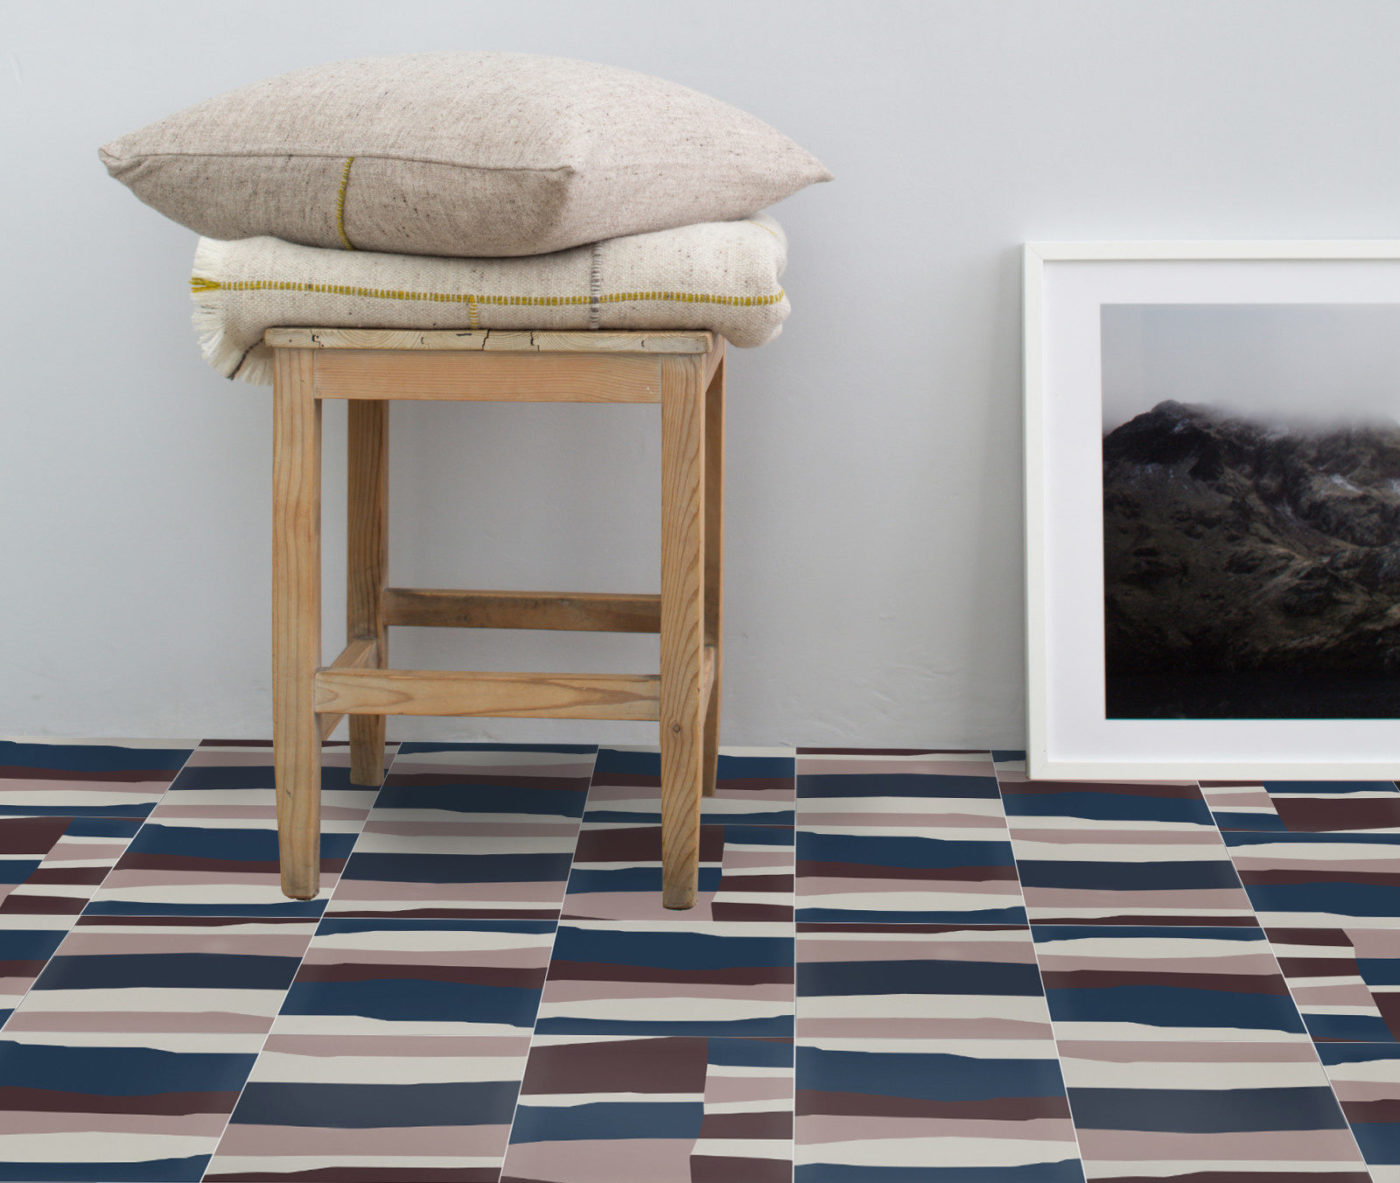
[102,52,830,258]
[191,215,789,383]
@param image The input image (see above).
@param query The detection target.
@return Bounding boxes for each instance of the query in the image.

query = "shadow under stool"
[267,327,726,910]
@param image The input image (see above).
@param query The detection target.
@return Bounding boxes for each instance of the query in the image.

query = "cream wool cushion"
[191,215,790,383]
[102,52,830,258]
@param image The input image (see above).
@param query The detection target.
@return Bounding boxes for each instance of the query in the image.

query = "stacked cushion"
[100,52,829,258]
[191,216,790,384]
[101,52,827,376]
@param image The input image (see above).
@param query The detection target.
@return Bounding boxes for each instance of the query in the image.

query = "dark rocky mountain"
[1103,400,1400,717]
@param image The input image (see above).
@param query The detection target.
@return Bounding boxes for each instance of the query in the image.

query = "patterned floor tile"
[0,1037,256,1181]
[586,747,795,828]
[1318,1043,1400,1182]
[0,739,194,818]
[796,750,1025,924]
[0,924,69,1028]
[795,1038,1082,1182]
[327,742,594,921]
[534,920,793,1038]
[1060,1038,1368,1181]
[2,916,315,1050]
[1204,780,1400,833]
[0,817,143,920]
[563,823,794,923]
[85,740,391,919]
[1225,832,1400,928]
[797,923,1054,1039]
[502,1035,792,1183]
[998,776,1256,926]
[1269,926,1400,1043]
[1033,926,1309,1042]
[205,917,554,1182]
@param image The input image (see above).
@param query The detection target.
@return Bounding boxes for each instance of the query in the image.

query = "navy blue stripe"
[280,979,540,1025]
[0,803,155,818]
[0,1041,255,1094]
[34,953,301,992]
[234,1080,519,1127]
[64,817,144,838]
[1002,791,1211,825]
[1032,925,1266,943]
[1350,1122,1400,1164]
[798,832,1015,868]
[0,930,67,959]
[1225,832,1400,848]
[128,824,355,861]
[1242,883,1400,917]
[1316,1043,1400,1067]
[1045,985,1305,1033]
[1264,781,1397,796]
[551,926,793,970]
[707,1037,793,1068]
[83,900,326,918]
[798,1047,1066,1101]
[799,959,1043,997]
[566,867,724,893]
[0,742,190,772]
[1067,1085,1347,1132]
[511,1100,702,1143]
[0,1157,211,1181]
[0,861,41,884]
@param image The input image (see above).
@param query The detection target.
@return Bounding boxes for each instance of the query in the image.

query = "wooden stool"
[267,328,726,910]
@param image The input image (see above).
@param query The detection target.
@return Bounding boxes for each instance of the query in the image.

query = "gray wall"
[4,0,1399,746]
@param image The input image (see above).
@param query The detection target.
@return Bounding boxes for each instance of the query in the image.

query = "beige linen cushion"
[102,52,829,258]
[191,215,789,383]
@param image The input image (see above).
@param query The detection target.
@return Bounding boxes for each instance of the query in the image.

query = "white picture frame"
[1024,240,1400,781]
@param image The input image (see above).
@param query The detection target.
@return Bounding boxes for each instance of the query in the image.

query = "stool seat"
[269,327,725,909]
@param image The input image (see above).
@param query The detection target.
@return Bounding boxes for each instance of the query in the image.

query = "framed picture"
[1024,241,1400,780]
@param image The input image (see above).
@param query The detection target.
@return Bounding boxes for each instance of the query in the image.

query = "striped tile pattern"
[87,741,393,919]
[0,739,193,818]
[205,918,555,1183]
[327,742,595,921]
[796,749,1025,924]
[996,759,1256,927]
[1204,779,1400,833]
[1,739,1399,1182]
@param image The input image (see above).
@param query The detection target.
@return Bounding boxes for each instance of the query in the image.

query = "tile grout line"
[0,740,205,1038]
[496,742,601,1181]
[1197,786,1375,1174]
[196,739,406,1183]
[991,758,1092,1180]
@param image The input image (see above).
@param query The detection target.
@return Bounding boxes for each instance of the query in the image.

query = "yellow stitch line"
[335,157,356,250]
[188,277,786,308]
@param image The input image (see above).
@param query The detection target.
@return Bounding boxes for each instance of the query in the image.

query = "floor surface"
[0,738,1397,1182]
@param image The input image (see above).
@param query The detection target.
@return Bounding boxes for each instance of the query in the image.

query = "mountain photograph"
[1100,304,1400,720]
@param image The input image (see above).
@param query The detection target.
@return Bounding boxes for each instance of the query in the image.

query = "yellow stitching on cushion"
[745,219,781,240]
[188,276,786,308]
[336,157,356,250]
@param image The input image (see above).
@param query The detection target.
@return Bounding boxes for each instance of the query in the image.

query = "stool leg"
[660,354,706,910]
[702,352,725,798]
[272,348,323,901]
[347,400,389,785]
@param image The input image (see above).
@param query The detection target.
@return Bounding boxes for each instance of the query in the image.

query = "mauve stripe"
[262,1034,531,1057]
[563,894,718,921]
[1074,1127,1363,1159]
[214,1122,511,1156]
[798,1090,1071,1120]
[501,1137,694,1183]
[1,1010,275,1032]
[361,822,581,837]
[797,875,1022,896]
[0,1109,231,1135]
[796,939,1035,964]
[795,1112,1078,1143]
[703,1076,794,1104]
[547,961,794,987]
[543,979,793,1003]
[329,881,565,902]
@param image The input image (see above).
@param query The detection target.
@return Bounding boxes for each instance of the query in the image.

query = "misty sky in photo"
[1101,303,1400,432]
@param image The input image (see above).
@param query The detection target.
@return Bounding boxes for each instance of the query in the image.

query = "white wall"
[4,0,1399,747]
